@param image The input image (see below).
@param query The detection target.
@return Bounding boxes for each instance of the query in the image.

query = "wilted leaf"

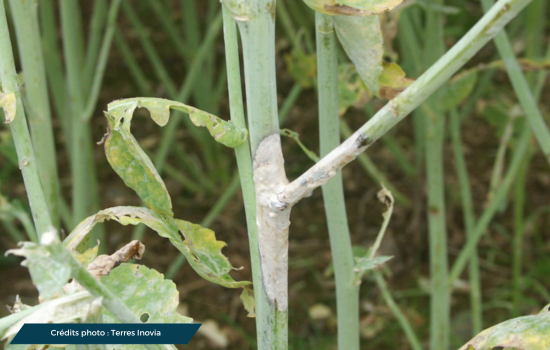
[106,97,247,148]
[104,113,173,216]
[65,207,250,289]
[334,16,384,96]
[87,241,145,279]
[101,263,192,324]
[458,311,550,350]
[0,92,16,124]
[6,242,71,299]
[338,63,370,115]
[240,288,255,318]
[439,71,478,111]
[284,49,317,89]
[378,62,415,100]
[303,0,402,16]
[1,291,100,340]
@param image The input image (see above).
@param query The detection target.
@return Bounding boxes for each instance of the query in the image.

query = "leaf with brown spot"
[87,240,145,279]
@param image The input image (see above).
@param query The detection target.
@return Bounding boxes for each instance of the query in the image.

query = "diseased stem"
[222,7,270,347]
[9,0,60,230]
[316,12,359,350]
[228,0,290,347]
[0,1,54,238]
[278,0,535,206]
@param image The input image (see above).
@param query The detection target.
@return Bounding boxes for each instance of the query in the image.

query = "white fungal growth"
[253,134,291,311]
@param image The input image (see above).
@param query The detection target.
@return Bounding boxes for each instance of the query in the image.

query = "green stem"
[374,272,424,350]
[0,0,54,238]
[278,83,302,125]
[9,0,60,229]
[450,109,482,334]
[316,12,359,350]
[82,0,107,90]
[481,0,550,165]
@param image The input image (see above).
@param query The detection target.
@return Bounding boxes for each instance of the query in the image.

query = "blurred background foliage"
[0,0,549,348]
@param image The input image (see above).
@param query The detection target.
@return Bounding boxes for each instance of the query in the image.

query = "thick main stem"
[0,1,53,238]
[222,5,272,348]
[315,12,359,350]
[229,0,289,348]
[278,0,535,206]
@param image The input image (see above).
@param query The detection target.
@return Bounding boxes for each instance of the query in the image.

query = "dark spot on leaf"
[429,206,439,215]
[356,134,371,149]
[140,313,150,322]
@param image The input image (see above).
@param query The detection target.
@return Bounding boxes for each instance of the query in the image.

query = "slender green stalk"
[481,0,550,165]
[315,12,360,350]
[423,3,450,347]
[222,4,281,349]
[146,0,188,60]
[82,0,107,90]
[449,125,531,286]
[450,109,482,334]
[279,83,302,125]
[0,1,53,238]
[114,28,152,95]
[81,0,122,123]
[374,272,424,350]
[180,0,200,52]
[8,0,60,230]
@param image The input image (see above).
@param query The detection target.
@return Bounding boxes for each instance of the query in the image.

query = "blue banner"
[11,324,201,344]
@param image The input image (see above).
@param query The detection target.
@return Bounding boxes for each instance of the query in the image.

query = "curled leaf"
[65,206,251,289]
[106,97,247,148]
[354,255,393,284]
[102,263,192,324]
[0,92,16,124]
[87,240,145,279]
[240,288,256,318]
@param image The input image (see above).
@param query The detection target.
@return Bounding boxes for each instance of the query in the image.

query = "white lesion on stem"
[253,134,292,311]
[278,129,371,206]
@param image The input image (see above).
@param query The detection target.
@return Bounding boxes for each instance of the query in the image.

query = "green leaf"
[73,244,99,267]
[439,71,478,111]
[101,263,192,323]
[6,242,71,299]
[280,129,320,162]
[104,112,173,217]
[240,288,255,318]
[0,92,16,124]
[303,0,402,16]
[354,255,393,282]
[458,311,550,350]
[65,207,251,289]
[106,97,248,148]
[334,16,384,96]
[338,63,370,115]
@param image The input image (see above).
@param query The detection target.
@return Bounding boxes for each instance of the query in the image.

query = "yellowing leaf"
[104,112,173,216]
[458,311,550,350]
[0,92,16,124]
[65,207,251,289]
[378,62,415,100]
[334,16,384,96]
[284,49,317,89]
[338,63,371,115]
[240,288,255,317]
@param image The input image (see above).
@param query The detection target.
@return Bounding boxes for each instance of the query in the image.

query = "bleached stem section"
[253,134,291,311]
[278,0,533,206]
